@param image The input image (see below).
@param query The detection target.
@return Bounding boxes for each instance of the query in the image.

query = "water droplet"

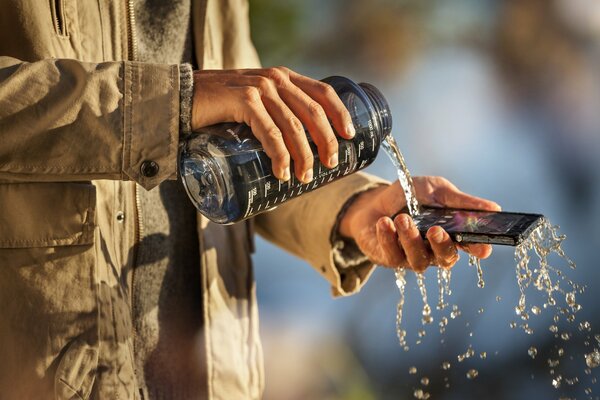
[477,308,484,314]
[579,321,591,332]
[510,322,517,329]
[566,292,576,307]
[531,306,541,315]
[466,369,478,379]
[442,361,451,370]
[413,388,430,399]
[409,366,417,375]
[585,350,600,368]
[549,325,558,333]
[418,329,426,338]
[480,352,487,359]
[528,346,537,359]
[420,377,429,386]
[561,332,571,341]
[552,375,562,389]
[496,296,502,302]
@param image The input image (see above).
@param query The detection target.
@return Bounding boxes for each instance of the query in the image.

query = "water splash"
[468,255,485,288]
[382,134,595,396]
[395,268,409,350]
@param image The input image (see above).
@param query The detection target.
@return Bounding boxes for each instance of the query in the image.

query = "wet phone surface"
[402,207,545,246]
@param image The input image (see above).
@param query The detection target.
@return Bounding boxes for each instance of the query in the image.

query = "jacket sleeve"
[254,171,388,297]
[0,56,181,189]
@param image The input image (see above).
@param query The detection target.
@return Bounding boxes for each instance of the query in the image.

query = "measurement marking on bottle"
[243,187,258,218]
[266,201,270,208]
[358,141,364,158]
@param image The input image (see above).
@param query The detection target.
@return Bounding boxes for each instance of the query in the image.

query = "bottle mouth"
[359,82,393,138]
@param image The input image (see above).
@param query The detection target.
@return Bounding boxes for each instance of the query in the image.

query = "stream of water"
[381,134,598,399]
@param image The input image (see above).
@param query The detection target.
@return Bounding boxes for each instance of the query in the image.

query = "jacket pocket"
[0,182,96,248]
[55,337,99,400]
[50,0,68,36]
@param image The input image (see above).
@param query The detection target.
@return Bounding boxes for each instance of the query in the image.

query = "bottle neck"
[359,82,393,140]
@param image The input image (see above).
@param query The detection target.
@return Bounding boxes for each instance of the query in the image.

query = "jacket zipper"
[126,0,138,61]
[51,0,67,36]
[125,0,142,395]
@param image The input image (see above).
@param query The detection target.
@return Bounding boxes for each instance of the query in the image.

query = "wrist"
[338,185,387,239]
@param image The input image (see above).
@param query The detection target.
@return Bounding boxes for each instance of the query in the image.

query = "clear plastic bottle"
[180,76,392,224]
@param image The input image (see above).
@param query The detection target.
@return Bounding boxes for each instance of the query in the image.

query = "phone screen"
[413,209,523,234]
[408,207,544,245]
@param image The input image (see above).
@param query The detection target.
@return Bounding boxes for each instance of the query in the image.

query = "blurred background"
[248,0,600,399]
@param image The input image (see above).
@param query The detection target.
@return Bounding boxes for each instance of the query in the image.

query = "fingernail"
[282,167,291,181]
[329,153,338,168]
[346,123,356,138]
[303,169,313,183]
[399,215,411,231]
[431,228,445,244]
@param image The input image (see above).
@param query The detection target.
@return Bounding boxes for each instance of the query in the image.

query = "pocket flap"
[0,183,96,248]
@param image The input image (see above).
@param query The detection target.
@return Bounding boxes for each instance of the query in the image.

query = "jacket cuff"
[304,172,388,297]
[122,61,180,190]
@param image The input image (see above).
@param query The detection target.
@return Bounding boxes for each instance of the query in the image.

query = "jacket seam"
[57,378,86,400]
[0,234,84,247]
[122,62,133,180]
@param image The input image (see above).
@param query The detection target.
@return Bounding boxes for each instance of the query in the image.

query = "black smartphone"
[396,207,544,246]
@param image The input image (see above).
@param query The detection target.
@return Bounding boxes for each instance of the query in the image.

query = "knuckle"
[266,128,284,141]
[323,135,338,153]
[267,67,288,87]
[297,152,314,169]
[288,116,304,134]
[307,101,325,119]
[255,76,273,93]
[241,86,261,104]
[271,151,290,166]
[319,82,337,98]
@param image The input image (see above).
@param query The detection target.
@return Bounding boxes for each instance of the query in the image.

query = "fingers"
[289,71,356,139]
[394,214,430,273]
[255,67,351,169]
[237,86,291,180]
[426,226,459,269]
[277,83,340,169]
[250,76,315,182]
[375,217,405,267]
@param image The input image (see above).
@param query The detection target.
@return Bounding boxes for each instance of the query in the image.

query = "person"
[0,1,500,399]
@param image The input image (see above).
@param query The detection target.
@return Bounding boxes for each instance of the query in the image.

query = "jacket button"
[116,211,125,223]
[140,160,159,177]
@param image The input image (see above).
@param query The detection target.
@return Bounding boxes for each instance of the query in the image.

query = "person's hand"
[192,67,356,183]
[338,176,502,272]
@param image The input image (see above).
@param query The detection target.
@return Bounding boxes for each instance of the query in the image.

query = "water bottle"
[180,76,392,224]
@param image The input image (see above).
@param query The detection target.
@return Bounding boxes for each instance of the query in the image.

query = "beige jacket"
[0,0,381,399]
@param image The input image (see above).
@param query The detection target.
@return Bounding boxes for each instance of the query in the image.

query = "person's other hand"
[338,176,502,272]
[192,68,356,183]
